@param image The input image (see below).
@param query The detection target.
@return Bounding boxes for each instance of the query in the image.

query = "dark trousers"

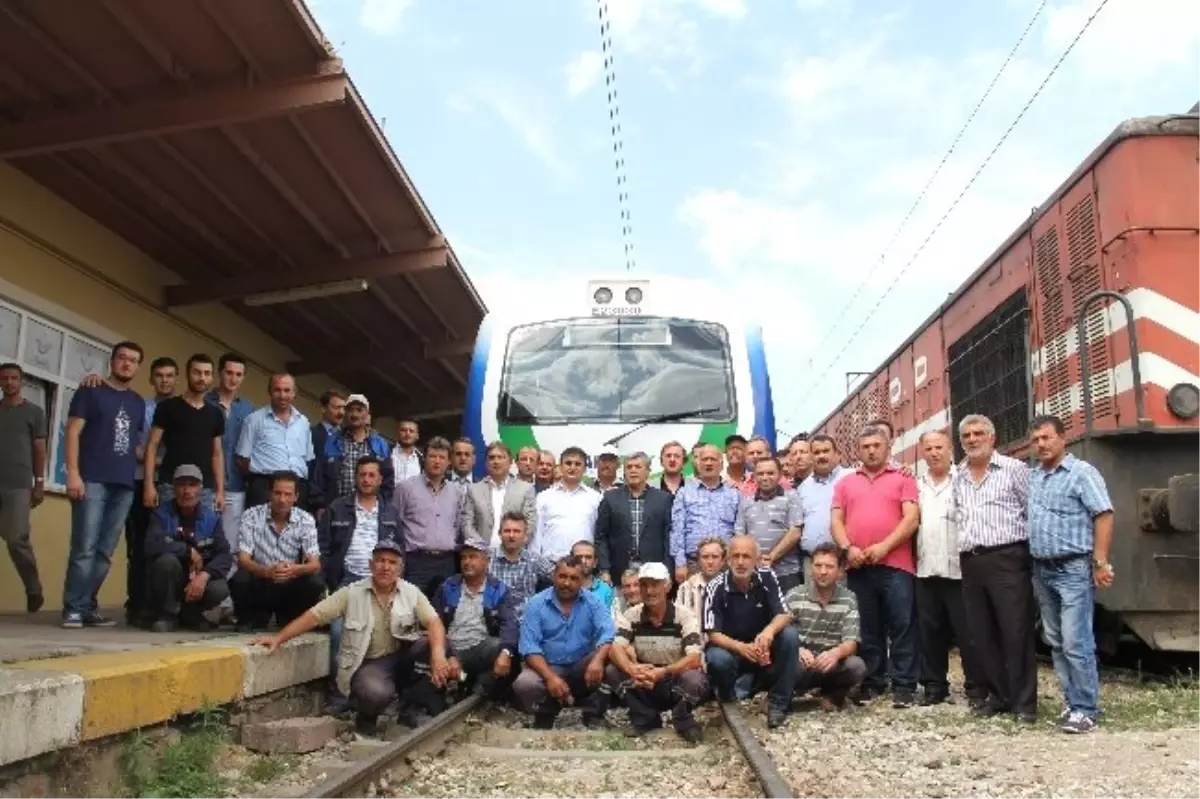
[604,664,709,731]
[777,571,803,594]
[704,626,800,712]
[229,569,324,628]
[124,500,153,619]
[455,637,511,698]
[147,554,229,624]
[916,576,986,699]
[960,542,1037,715]
[350,639,448,718]
[794,655,868,701]
[512,656,609,721]
[405,551,458,599]
[846,564,917,693]
[245,474,309,511]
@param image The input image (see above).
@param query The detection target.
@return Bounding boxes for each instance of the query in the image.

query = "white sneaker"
[1060,711,1097,734]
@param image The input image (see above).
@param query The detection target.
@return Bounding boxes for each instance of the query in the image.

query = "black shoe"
[1016,711,1038,724]
[182,616,216,632]
[354,713,378,737]
[397,708,432,729]
[26,594,43,614]
[82,613,118,628]
[325,694,352,717]
[892,689,916,709]
[678,725,704,744]
[852,684,882,705]
[150,618,178,633]
[531,714,556,730]
[766,706,788,729]
[967,696,989,712]
[582,714,609,730]
[972,701,1010,718]
[919,691,949,707]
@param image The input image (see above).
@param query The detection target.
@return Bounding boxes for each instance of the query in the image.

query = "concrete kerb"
[0,632,331,767]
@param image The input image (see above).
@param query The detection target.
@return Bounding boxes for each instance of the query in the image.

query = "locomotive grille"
[948,291,1030,459]
[1065,194,1112,421]
[1035,226,1073,421]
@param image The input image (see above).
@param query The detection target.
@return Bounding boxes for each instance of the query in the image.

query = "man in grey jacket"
[460,442,536,550]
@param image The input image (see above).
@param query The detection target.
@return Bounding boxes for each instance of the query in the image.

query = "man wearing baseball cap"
[605,562,708,742]
[431,536,520,698]
[252,538,454,736]
[142,464,233,632]
[312,393,395,512]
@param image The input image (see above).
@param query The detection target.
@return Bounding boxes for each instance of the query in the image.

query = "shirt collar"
[754,485,786,501]
[637,602,676,627]
[485,475,510,488]
[1042,453,1077,473]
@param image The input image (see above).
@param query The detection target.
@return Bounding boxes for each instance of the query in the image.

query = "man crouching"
[251,540,453,735]
[606,562,707,742]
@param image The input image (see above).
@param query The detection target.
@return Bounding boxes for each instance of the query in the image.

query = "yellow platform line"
[7,645,245,740]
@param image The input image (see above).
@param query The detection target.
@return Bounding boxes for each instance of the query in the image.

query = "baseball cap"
[461,536,490,553]
[372,539,404,556]
[172,464,204,483]
[346,393,369,409]
[637,562,671,582]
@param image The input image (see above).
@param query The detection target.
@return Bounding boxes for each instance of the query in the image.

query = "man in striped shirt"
[953,413,1037,723]
[1028,414,1114,734]
[784,542,865,710]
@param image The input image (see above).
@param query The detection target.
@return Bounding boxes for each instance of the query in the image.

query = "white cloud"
[591,0,748,75]
[1042,0,1200,79]
[565,50,604,97]
[452,85,574,178]
[359,0,414,35]
[694,0,748,19]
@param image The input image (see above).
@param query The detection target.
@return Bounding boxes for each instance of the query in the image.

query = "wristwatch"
[1092,558,1112,571]
[500,648,513,658]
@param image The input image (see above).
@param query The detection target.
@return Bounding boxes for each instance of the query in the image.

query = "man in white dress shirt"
[533,447,600,561]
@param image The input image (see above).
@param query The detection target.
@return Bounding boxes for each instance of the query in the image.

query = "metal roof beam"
[163,242,448,307]
[0,70,348,160]
[286,339,470,377]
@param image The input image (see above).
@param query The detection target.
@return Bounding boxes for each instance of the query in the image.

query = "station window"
[946,291,1030,458]
[0,297,111,491]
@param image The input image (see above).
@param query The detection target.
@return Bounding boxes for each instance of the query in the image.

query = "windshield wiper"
[602,408,720,447]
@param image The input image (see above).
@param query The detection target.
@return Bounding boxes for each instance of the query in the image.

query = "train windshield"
[498,317,736,425]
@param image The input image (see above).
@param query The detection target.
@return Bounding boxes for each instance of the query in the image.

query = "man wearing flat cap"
[312,393,395,511]
[253,539,454,735]
[605,562,708,742]
[143,464,233,632]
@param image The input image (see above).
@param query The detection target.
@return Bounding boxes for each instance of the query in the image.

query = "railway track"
[305,695,795,798]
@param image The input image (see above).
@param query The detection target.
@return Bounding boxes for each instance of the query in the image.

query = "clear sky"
[308,0,1198,444]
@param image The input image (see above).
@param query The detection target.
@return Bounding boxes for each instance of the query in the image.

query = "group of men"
[0,341,1115,739]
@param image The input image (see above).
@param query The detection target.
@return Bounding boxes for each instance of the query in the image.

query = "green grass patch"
[241,754,293,784]
[1098,676,1199,731]
[119,708,231,798]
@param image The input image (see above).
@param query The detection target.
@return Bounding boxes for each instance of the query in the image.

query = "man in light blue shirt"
[235,374,314,509]
[514,554,615,729]
[796,435,850,580]
[206,353,256,572]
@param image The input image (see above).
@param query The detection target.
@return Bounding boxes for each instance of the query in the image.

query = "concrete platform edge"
[0,633,329,767]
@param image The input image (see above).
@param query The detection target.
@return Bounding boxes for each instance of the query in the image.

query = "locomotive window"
[947,292,1030,459]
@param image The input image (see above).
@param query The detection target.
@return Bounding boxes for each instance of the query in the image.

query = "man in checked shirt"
[954,413,1037,723]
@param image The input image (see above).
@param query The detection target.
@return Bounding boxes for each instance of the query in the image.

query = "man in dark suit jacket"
[594,451,673,584]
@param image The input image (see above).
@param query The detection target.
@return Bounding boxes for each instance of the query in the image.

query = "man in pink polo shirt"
[830,424,920,708]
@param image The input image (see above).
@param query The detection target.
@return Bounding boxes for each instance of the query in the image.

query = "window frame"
[0,295,112,493]
[496,315,739,426]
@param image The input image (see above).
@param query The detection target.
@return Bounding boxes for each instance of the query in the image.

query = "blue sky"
[308,0,1198,443]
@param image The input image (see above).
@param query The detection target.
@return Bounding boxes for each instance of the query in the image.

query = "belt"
[410,548,455,557]
[961,540,1027,558]
[1036,552,1089,567]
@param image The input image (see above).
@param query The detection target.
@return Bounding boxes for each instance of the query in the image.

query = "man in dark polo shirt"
[703,535,799,728]
[784,542,865,710]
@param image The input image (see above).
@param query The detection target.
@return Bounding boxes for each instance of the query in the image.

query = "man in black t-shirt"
[703,535,799,729]
[143,354,225,515]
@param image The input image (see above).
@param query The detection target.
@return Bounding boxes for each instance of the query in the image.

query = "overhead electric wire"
[596,0,636,272]
[785,0,1112,433]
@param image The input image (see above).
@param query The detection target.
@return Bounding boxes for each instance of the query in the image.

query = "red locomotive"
[812,111,1199,654]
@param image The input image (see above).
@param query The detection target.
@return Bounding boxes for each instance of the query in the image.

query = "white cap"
[637,562,671,582]
[345,393,369,409]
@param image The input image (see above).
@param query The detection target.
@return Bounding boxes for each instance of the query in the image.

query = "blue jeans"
[329,571,368,689]
[847,564,918,692]
[64,482,136,616]
[1033,556,1099,718]
[704,626,800,711]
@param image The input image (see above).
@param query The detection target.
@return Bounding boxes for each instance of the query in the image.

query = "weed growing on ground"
[119,706,231,798]
[242,754,293,784]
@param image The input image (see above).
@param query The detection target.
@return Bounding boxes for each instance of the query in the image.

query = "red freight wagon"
[812,112,1199,654]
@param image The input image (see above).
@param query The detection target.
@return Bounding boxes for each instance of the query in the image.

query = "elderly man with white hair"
[605,562,708,742]
[953,413,1037,724]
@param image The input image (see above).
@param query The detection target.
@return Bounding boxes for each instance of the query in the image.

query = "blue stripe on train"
[745,324,775,442]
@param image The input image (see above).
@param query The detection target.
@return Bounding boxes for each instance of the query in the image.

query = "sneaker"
[892,689,915,709]
[61,612,84,629]
[1060,711,1097,734]
[766,706,788,729]
[150,618,178,633]
[678,725,704,744]
[82,613,117,628]
[582,714,610,730]
[919,691,949,707]
[1053,708,1071,726]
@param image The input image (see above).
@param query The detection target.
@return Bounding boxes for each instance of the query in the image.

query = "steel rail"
[719,702,796,799]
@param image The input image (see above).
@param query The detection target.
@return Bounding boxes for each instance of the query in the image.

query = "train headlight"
[1166,383,1199,419]
[624,286,643,305]
[593,286,613,305]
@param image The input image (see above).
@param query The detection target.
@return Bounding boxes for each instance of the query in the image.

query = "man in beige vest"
[251,539,453,736]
